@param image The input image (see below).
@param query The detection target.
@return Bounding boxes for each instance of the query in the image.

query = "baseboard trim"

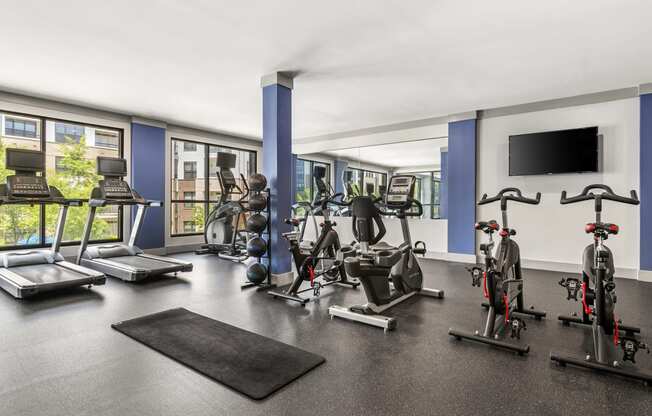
[164,244,202,254]
[423,251,475,264]
[520,258,639,280]
[638,269,652,283]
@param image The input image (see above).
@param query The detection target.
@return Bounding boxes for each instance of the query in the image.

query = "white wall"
[477,97,640,277]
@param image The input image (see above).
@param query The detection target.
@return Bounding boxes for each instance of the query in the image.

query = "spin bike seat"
[371,241,396,251]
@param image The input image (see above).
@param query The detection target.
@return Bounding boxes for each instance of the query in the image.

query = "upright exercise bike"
[268,165,360,305]
[551,185,651,384]
[449,188,546,354]
[328,174,444,331]
[196,152,250,262]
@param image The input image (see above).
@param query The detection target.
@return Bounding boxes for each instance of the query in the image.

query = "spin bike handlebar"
[479,188,541,210]
[560,185,639,206]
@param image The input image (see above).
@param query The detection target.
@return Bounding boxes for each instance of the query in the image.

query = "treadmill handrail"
[88,198,162,207]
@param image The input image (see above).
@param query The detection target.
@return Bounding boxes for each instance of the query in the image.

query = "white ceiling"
[1,1,651,140]
[323,138,447,169]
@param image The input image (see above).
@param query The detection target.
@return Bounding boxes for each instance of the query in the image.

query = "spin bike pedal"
[509,317,526,339]
[619,336,650,364]
[558,277,581,301]
[466,266,483,287]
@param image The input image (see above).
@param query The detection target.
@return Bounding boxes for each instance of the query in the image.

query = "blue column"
[440,149,448,219]
[447,119,476,255]
[262,74,293,274]
[334,159,348,194]
[290,153,298,205]
[641,94,652,272]
[131,122,166,249]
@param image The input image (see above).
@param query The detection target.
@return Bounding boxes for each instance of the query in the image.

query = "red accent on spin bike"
[585,223,596,233]
[499,228,509,238]
[614,316,620,346]
[503,294,509,323]
[308,265,315,287]
[608,223,619,234]
[483,271,489,299]
[581,282,593,315]
[489,222,499,230]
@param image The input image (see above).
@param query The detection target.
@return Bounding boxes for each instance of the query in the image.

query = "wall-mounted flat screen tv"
[509,126,599,176]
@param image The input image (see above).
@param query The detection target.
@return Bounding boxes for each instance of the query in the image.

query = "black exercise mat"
[111,308,325,400]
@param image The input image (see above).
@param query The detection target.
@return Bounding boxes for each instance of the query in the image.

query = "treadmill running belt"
[112,308,326,400]
[9,263,91,285]
[100,255,179,271]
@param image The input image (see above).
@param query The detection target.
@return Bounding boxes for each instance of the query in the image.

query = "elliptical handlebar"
[560,185,639,206]
[479,188,541,210]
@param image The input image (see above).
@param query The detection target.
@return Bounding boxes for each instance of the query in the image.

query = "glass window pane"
[171,202,204,235]
[171,140,206,201]
[0,112,42,246]
[44,120,121,243]
[207,145,256,201]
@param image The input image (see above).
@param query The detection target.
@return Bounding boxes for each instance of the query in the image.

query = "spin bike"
[449,188,546,354]
[552,185,651,384]
[267,166,359,305]
[328,174,444,331]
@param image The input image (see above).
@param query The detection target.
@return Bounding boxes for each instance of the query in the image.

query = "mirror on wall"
[296,137,448,220]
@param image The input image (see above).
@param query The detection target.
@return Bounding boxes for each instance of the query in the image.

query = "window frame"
[0,109,125,251]
[170,137,257,237]
[295,158,332,203]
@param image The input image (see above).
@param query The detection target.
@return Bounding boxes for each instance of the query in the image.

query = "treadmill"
[76,156,193,281]
[0,148,106,298]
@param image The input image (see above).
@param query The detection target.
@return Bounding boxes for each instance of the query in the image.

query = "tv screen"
[509,127,599,176]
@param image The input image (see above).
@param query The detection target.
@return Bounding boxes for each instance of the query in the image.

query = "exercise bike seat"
[371,241,396,251]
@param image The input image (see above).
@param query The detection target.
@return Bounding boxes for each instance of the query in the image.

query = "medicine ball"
[246,213,267,234]
[249,173,268,192]
[246,236,267,257]
[246,262,268,284]
[248,194,267,211]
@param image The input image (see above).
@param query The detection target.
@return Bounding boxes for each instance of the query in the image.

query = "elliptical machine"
[551,185,651,384]
[449,188,546,355]
[268,166,359,305]
[196,152,250,262]
[328,174,444,331]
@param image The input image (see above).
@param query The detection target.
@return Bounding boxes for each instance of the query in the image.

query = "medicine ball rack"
[241,190,276,291]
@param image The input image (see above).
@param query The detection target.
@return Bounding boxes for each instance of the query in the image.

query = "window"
[183,221,195,233]
[95,130,119,148]
[0,111,123,249]
[293,158,331,207]
[184,191,195,208]
[55,122,84,144]
[55,156,66,173]
[5,117,38,138]
[411,171,441,219]
[170,138,257,236]
[344,167,387,198]
[183,161,197,180]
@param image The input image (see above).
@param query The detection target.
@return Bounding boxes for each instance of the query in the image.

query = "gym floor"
[1,254,650,416]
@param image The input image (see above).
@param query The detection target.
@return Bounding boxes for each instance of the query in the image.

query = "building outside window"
[55,122,84,144]
[412,171,441,219]
[95,130,119,148]
[293,158,331,215]
[5,117,38,138]
[183,161,197,180]
[184,191,195,208]
[183,221,195,233]
[183,142,197,152]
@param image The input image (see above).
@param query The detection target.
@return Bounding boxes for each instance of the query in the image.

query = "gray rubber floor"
[0,254,650,415]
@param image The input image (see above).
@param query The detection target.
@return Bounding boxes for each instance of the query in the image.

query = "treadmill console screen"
[97,157,127,177]
[6,148,45,172]
[220,170,237,191]
[7,175,50,198]
[100,179,133,200]
[385,175,415,206]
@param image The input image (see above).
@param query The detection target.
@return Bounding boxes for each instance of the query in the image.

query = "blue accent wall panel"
[440,150,448,220]
[263,84,293,274]
[334,159,348,195]
[447,119,476,255]
[131,122,166,249]
[641,94,652,270]
[291,153,298,205]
